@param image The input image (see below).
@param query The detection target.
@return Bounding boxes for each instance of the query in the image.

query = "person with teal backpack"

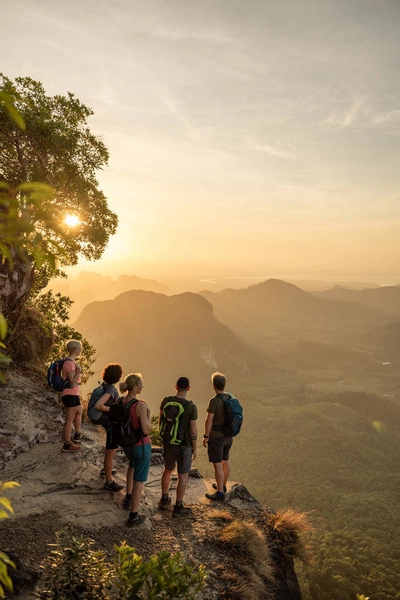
[203,372,243,502]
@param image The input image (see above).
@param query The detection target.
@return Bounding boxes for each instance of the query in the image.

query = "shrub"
[0,481,20,599]
[34,531,206,600]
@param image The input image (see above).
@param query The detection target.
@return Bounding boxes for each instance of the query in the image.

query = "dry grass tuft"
[265,507,313,560]
[218,519,275,598]
[209,509,233,522]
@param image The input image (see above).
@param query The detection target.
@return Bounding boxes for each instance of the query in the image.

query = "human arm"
[64,360,81,386]
[190,420,197,459]
[203,412,214,448]
[137,402,151,436]
[94,393,112,412]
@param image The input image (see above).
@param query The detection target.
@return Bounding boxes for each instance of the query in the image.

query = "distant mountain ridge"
[314,284,400,315]
[74,289,264,400]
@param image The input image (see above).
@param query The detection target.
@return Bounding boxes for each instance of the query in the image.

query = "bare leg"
[126,464,134,495]
[213,462,225,493]
[222,460,231,487]
[176,472,188,503]
[63,407,77,443]
[73,405,83,434]
[130,480,144,513]
[104,448,117,483]
[161,468,173,495]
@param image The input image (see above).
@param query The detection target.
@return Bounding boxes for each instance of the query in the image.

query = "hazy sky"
[2,0,400,283]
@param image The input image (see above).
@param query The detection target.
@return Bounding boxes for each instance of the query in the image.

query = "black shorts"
[207,436,232,463]
[62,395,81,408]
[101,418,118,450]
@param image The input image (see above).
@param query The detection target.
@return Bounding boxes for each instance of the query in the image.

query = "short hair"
[102,363,123,385]
[176,376,190,390]
[212,372,226,392]
[66,340,81,353]
[120,373,143,394]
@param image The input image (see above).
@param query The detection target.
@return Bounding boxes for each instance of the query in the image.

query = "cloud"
[247,141,297,159]
[321,98,366,130]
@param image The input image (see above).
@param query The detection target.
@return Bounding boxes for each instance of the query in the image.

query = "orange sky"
[2,0,400,283]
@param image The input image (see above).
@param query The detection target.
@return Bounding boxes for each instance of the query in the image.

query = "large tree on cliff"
[0,74,118,320]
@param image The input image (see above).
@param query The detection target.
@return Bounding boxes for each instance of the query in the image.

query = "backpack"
[159,398,189,446]
[216,393,243,437]
[47,358,73,392]
[87,383,107,424]
[108,399,143,448]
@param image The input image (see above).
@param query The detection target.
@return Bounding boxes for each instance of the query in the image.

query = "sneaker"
[100,468,117,478]
[205,491,225,501]
[159,496,172,511]
[72,432,82,443]
[172,504,193,518]
[103,480,124,492]
[123,496,132,510]
[61,442,80,453]
[127,514,146,527]
[212,483,227,493]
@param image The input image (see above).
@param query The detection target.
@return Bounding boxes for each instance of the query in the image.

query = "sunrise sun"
[65,214,80,227]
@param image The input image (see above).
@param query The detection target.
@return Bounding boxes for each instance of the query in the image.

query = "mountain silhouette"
[74,290,264,398]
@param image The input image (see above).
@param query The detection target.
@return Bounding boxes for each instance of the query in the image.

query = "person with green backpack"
[159,377,198,517]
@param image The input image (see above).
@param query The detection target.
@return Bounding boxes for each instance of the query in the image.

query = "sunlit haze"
[2,0,400,284]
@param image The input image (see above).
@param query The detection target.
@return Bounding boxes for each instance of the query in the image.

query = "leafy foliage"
[0,481,20,598]
[150,414,163,446]
[30,289,96,383]
[34,531,206,600]
[0,74,118,268]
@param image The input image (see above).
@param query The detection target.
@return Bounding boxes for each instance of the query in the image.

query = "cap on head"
[176,376,190,390]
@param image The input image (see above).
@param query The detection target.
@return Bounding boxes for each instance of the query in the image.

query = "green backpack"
[159,398,189,446]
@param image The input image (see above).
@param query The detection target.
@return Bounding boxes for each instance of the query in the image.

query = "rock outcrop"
[0,370,303,599]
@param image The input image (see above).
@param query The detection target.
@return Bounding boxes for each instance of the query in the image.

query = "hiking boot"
[100,468,117,478]
[205,491,225,501]
[172,504,193,518]
[212,483,227,493]
[127,514,146,527]
[159,496,172,511]
[72,431,82,443]
[103,480,124,492]
[123,495,132,510]
[61,442,80,453]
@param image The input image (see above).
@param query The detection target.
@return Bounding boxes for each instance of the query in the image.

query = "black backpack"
[159,398,189,446]
[108,399,143,448]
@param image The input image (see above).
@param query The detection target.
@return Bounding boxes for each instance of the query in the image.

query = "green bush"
[0,481,20,598]
[34,531,206,600]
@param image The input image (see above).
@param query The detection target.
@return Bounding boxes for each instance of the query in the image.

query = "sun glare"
[65,214,80,227]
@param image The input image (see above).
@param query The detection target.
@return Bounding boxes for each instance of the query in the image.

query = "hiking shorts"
[99,416,117,450]
[207,436,232,463]
[163,445,192,474]
[123,443,151,482]
[61,395,81,408]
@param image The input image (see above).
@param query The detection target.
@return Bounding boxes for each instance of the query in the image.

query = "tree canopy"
[0,74,118,268]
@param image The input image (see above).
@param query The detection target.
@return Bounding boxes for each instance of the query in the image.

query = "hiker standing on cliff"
[203,372,233,501]
[60,340,83,453]
[119,373,152,527]
[159,377,198,517]
[93,363,124,492]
